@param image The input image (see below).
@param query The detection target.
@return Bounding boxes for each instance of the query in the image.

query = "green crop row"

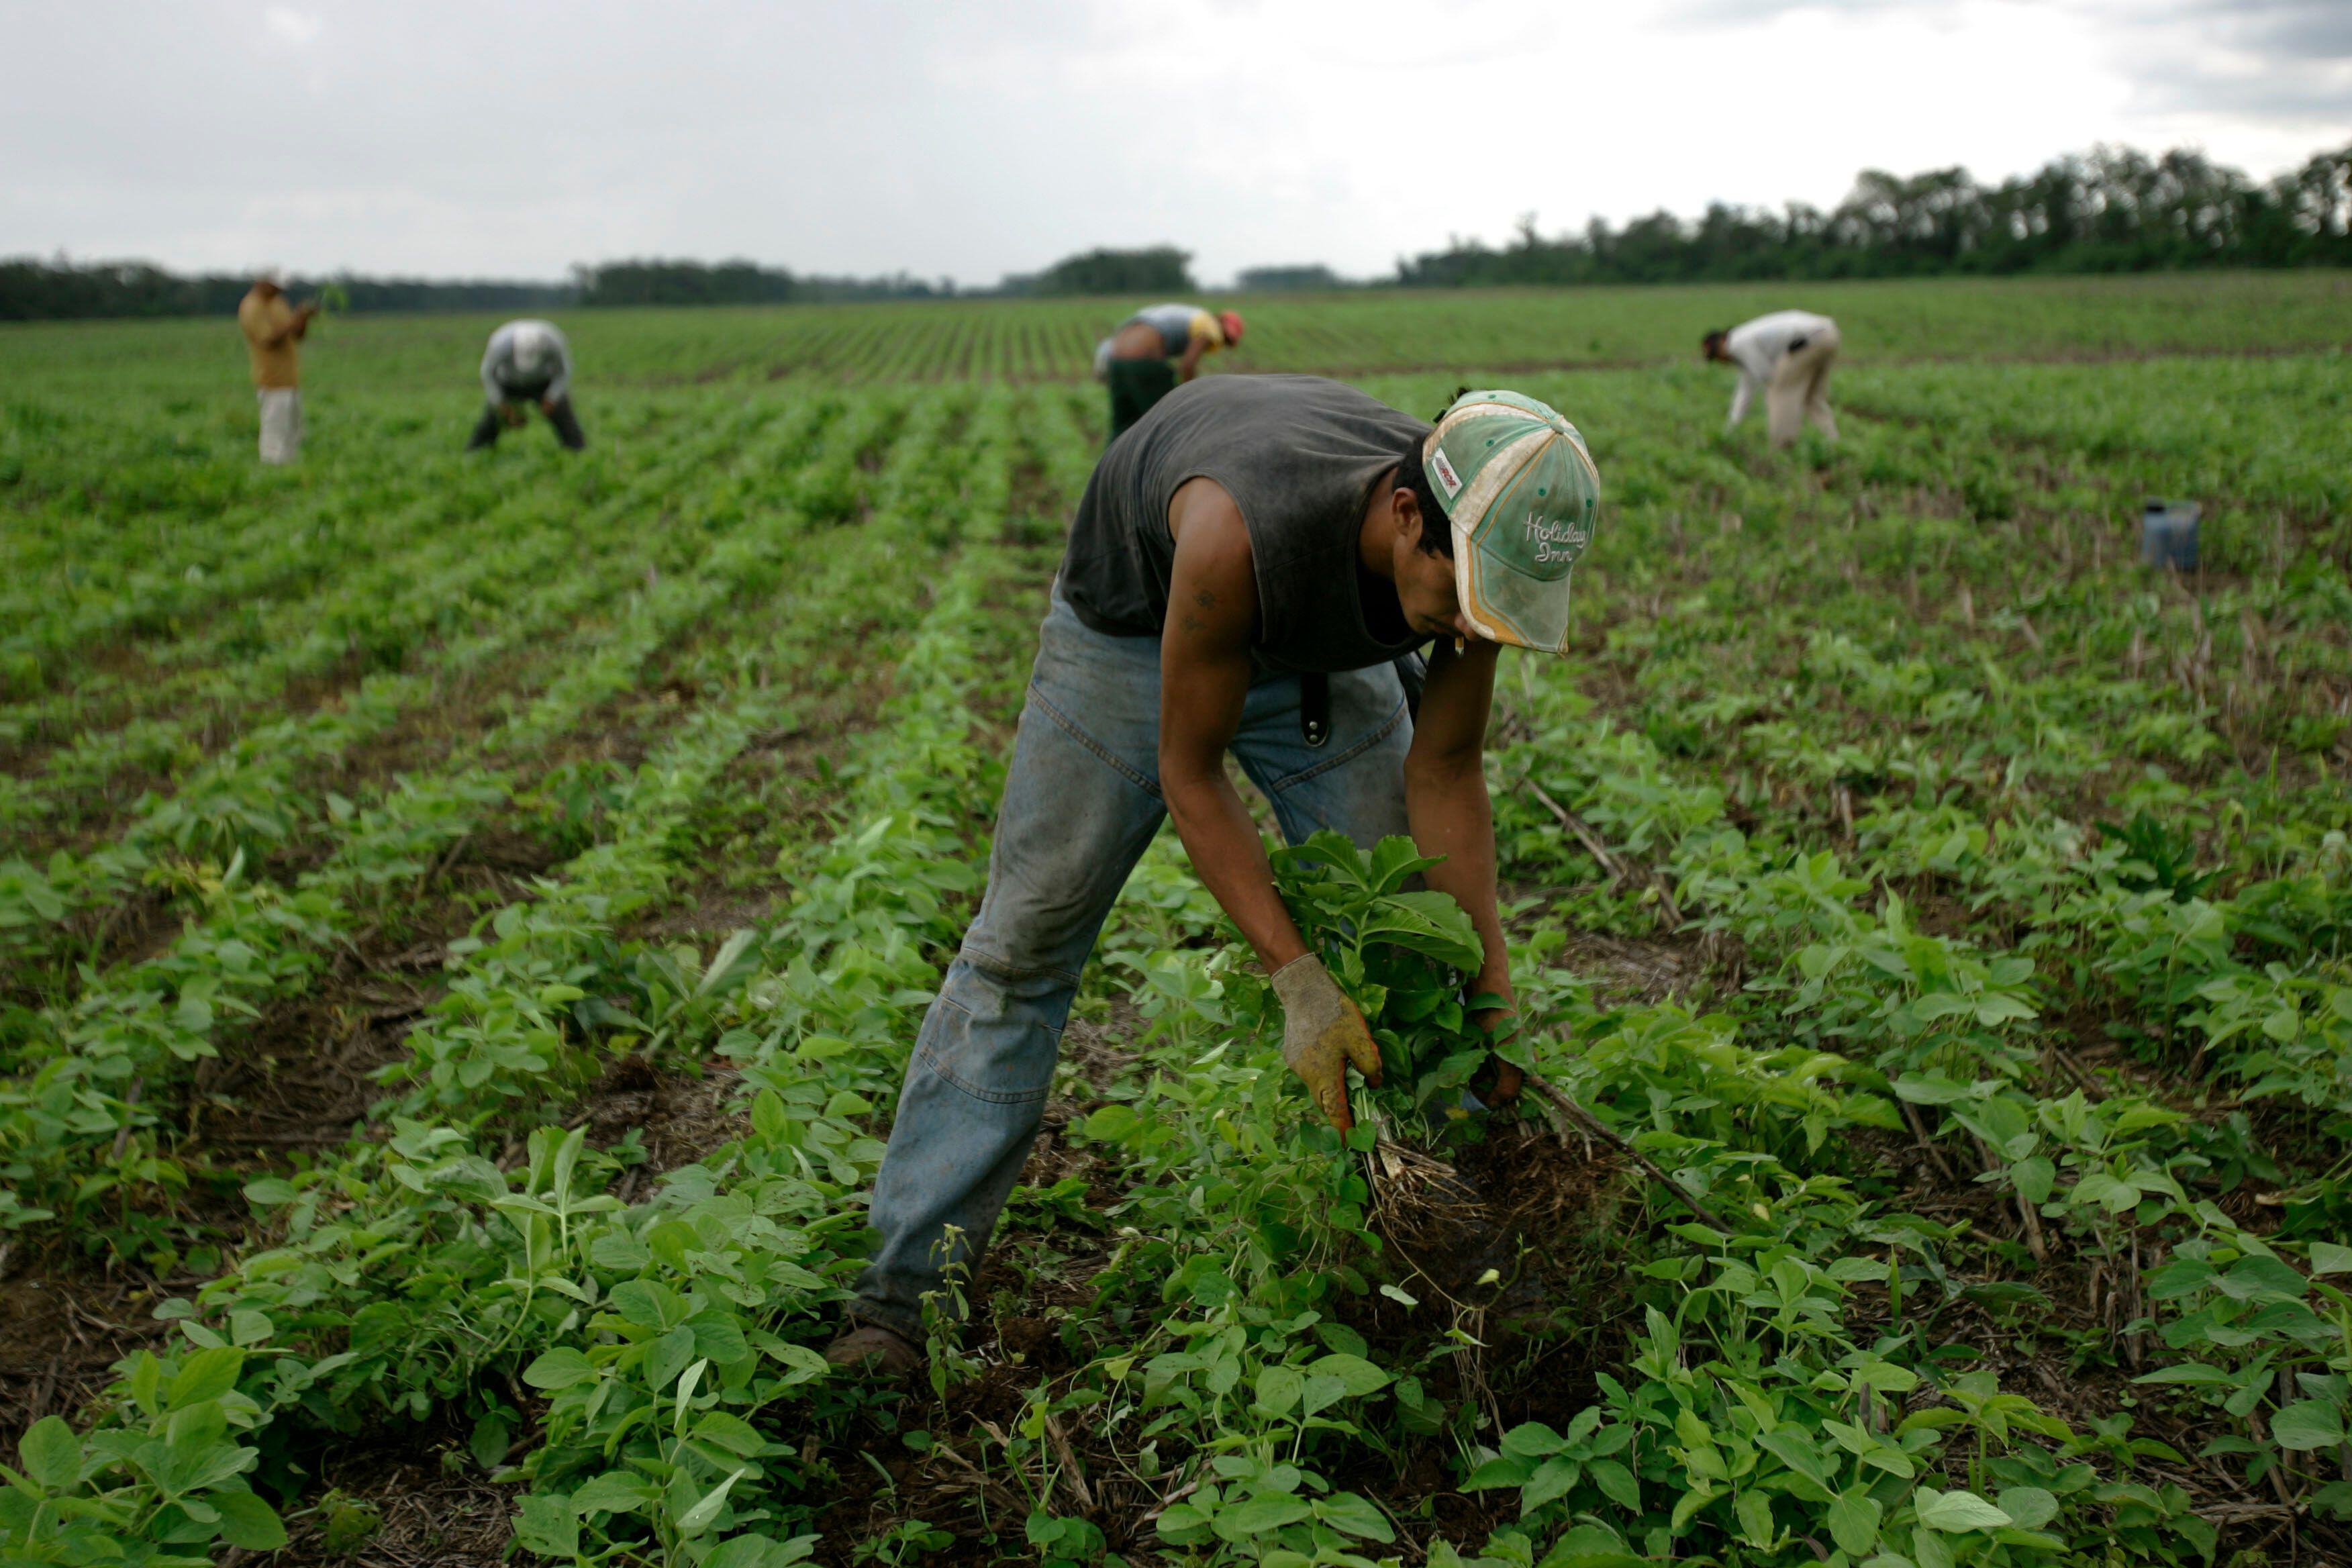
[7,275,2351,409]
[0,381,1061,1564]
[0,391,928,998]
[0,387,967,1245]
[0,394,691,717]
[3,285,2346,1567]
[0,397,821,847]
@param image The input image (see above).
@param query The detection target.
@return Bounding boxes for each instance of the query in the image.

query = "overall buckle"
[1300,672,1331,748]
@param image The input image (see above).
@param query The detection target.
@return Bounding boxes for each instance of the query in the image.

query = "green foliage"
[1398,139,2352,285]
[1,1354,287,1565]
[2096,812,2218,903]
[1265,830,1504,1122]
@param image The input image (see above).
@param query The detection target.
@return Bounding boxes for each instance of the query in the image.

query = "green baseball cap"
[1422,389,1600,654]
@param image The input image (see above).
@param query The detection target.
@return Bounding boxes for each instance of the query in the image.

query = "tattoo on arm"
[1180,612,1206,633]
[1194,589,1217,608]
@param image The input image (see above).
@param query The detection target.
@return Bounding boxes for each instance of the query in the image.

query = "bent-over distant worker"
[237,273,317,464]
[1704,309,1840,447]
[1091,302,1246,442]
[825,376,1602,1375]
[470,320,585,451]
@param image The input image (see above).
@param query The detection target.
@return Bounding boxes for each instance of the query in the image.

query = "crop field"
[1,273,2349,1568]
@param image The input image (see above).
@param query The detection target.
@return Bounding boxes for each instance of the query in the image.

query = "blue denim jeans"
[854,587,1415,1336]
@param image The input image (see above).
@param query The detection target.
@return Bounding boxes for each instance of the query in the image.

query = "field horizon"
[5,268,2348,398]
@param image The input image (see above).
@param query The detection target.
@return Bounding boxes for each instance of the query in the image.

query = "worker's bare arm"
[1177,338,1209,383]
[1404,638,1516,1029]
[1159,479,1308,973]
[262,305,317,348]
[1726,371,1757,428]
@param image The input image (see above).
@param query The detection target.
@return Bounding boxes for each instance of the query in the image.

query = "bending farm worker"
[470,319,585,451]
[827,378,1601,1374]
[236,271,317,464]
[1704,309,1841,447]
[1091,301,1246,442]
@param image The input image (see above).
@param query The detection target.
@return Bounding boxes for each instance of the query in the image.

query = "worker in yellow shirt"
[236,273,317,464]
[1091,303,1245,442]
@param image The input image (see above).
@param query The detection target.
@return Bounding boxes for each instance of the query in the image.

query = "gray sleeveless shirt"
[1059,375,1432,676]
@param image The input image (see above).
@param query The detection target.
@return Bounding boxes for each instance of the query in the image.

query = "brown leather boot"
[823,1323,923,1377]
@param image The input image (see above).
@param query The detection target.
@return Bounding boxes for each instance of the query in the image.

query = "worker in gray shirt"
[1091,303,1245,442]
[469,319,585,450]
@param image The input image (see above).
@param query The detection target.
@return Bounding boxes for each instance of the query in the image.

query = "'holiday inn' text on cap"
[1423,389,1601,655]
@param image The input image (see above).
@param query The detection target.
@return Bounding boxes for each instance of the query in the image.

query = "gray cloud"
[1668,0,2352,130]
[2115,0,2352,128]
[2127,70,2352,124]
[1665,0,1912,20]
[2204,0,2352,60]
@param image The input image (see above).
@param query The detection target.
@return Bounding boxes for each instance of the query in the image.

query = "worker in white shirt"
[469,320,585,450]
[1703,310,1840,447]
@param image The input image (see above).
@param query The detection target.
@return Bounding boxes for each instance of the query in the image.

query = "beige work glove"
[1271,954,1383,1132]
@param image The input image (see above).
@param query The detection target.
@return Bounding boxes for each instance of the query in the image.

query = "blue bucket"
[2140,501,2200,571]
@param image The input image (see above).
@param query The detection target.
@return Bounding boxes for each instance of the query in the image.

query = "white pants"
[1765,326,1839,447]
[258,388,303,464]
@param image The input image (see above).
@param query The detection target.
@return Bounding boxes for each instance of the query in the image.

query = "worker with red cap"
[1092,302,1246,441]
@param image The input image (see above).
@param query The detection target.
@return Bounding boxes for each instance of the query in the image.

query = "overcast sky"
[3,1,2345,286]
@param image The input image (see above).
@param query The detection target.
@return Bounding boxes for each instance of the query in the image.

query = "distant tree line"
[6,139,2345,321]
[1236,264,1345,292]
[571,258,948,306]
[1395,142,2352,287]
[571,258,793,306]
[998,246,1195,297]
[0,255,947,322]
[0,258,571,322]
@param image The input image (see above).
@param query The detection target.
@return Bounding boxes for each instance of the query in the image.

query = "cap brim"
[1453,524,1576,654]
